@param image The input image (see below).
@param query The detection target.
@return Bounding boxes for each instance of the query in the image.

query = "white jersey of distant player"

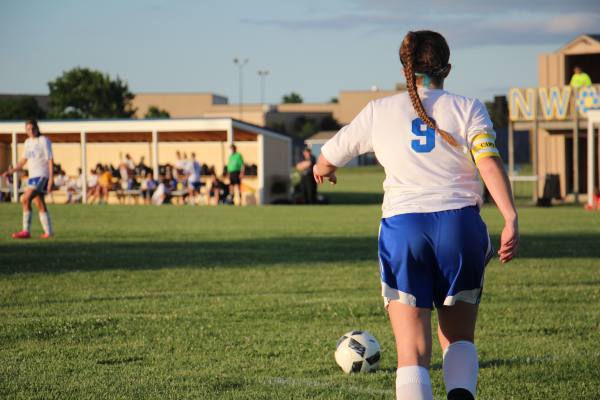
[321,88,500,217]
[24,136,53,178]
[186,160,202,183]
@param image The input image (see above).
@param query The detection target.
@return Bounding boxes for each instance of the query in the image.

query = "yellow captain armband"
[470,132,500,163]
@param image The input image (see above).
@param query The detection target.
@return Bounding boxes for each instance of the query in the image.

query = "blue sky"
[0,0,598,104]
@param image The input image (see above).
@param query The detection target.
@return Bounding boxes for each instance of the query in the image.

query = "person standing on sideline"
[296,147,317,204]
[186,152,203,205]
[227,144,244,205]
[313,31,518,400]
[1,119,55,238]
[570,65,592,87]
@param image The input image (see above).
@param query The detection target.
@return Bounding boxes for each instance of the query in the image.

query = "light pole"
[257,70,270,105]
[233,57,249,119]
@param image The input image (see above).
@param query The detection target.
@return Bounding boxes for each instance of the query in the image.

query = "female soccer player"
[314,31,518,400]
[1,119,54,239]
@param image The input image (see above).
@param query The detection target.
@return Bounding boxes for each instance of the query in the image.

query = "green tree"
[319,115,340,131]
[485,96,508,129]
[292,116,319,139]
[48,67,135,118]
[329,97,339,103]
[144,106,170,119]
[0,96,46,119]
[282,92,303,104]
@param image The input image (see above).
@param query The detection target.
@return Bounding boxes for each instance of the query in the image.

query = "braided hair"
[399,31,458,146]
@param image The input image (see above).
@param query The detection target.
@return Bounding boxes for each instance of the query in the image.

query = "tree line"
[0,67,339,139]
[0,67,169,120]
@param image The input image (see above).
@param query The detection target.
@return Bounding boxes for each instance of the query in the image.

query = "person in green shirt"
[570,66,592,87]
[227,144,244,205]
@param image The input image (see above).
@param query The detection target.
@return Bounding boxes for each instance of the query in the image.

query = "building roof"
[0,117,291,144]
[557,33,600,54]
[586,34,600,43]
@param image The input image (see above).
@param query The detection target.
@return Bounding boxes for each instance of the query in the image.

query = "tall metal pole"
[233,58,249,119]
[152,130,159,181]
[587,118,595,208]
[572,87,580,203]
[532,91,539,203]
[80,131,88,204]
[11,131,18,203]
[258,70,270,105]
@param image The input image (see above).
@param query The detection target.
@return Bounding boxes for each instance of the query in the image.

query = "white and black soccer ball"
[334,330,381,373]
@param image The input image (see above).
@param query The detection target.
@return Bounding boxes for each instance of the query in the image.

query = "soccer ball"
[334,330,381,373]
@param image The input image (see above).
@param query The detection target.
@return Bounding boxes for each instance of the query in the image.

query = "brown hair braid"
[399,31,458,147]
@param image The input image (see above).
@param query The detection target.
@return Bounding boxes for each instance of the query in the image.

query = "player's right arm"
[315,101,374,185]
[1,157,27,177]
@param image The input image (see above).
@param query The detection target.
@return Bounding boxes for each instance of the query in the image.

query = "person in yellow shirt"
[98,165,113,204]
[570,66,592,87]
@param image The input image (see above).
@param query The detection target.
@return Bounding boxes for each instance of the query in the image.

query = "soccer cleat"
[11,230,31,239]
[447,388,475,400]
[40,233,53,239]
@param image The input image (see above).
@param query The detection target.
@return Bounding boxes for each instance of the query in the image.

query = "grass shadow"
[1,233,598,275]
[0,236,378,274]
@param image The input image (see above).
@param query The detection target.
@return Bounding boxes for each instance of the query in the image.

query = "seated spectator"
[136,156,149,177]
[87,168,100,204]
[208,173,230,206]
[140,172,157,205]
[151,178,174,206]
[66,168,83,204]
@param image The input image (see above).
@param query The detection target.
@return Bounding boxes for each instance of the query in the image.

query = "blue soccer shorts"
[26,176,49,195]
[378,206,493,309]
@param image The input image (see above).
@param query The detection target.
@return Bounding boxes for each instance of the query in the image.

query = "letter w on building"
[538,87,571,120]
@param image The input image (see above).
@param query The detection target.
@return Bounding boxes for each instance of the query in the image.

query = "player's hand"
[498,219,519,263]
[47,182,53,193]
[313,165,337,185]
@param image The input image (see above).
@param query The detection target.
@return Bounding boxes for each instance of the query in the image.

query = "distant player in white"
[186,152,202,204]
[314,31,518,400]
[1,119,55,239]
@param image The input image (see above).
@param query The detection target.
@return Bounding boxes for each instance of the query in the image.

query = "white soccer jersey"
[321,88,500,218]
[23,136,53,178]
[187,160,202,183]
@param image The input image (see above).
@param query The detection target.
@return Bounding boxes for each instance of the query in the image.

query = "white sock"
[39,212,53,235]
[443,340,478,398]
[396,366,433,400]
[22,211,32,232]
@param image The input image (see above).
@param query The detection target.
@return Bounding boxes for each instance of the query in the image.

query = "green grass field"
[1,167,599,399]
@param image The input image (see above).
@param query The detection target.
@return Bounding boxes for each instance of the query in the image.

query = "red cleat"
[11,230,31,239]
[40,233,53,239]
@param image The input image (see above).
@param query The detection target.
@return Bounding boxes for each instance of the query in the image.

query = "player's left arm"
[239,155,245,178]
[47,159,54,193]
[44,137,54,193]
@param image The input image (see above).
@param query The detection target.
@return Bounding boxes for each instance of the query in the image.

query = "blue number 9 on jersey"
[411,118,436,153]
